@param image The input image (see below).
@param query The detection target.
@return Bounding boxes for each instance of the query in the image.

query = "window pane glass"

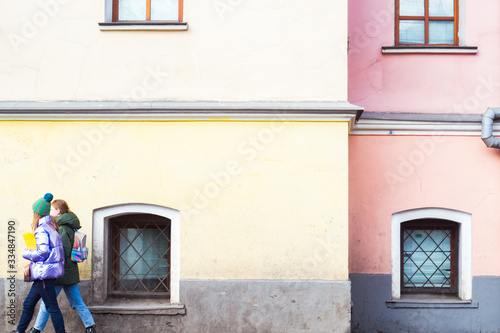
[120,229,168,278]
[116,225,170,293]
[400,0,424,16]
[119,0,146,20]
[403,229,452,288]
[151,0,179,20]
[119,228,168,292]
[399,20,425,44]
[429,0,454,16]
[429,21,454,44]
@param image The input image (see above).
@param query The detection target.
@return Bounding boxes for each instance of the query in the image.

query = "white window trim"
[391,208,472,300]
[92,203,180,304]
[458,0,465,46]
[104,0,113,22]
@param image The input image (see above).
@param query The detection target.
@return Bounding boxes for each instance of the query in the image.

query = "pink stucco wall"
[348,0,500,114]
[349,135,500,276]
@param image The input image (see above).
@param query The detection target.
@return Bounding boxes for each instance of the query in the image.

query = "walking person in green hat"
[28,199,96,333]
[11,193,66,333]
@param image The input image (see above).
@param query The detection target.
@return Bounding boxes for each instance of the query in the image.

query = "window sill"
[98,22,188,31]
[88,299,186,315]
[386,295,478,309]
[382,46,478,54]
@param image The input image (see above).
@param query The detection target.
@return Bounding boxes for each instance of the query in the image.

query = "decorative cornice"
[351,112,500,136]
[0,100,363,129]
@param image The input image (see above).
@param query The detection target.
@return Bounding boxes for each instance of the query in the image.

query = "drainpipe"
[481,108,500,148]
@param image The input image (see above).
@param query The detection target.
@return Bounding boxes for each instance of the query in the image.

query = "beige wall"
[0,0,348,102]
[0,120,349,280]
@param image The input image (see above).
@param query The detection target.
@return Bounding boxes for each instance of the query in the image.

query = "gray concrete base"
[2,278,91,332]
[1,278,350,333]
[350,274,500,333]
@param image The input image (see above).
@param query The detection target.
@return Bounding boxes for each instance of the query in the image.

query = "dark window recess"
[109,214,171,296]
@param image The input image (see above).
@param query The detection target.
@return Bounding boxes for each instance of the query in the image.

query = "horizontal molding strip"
[351,112,500,136]
[382,46,478,55]
[98,22,188,31]
[386,299,479,309]
[0,100,363,128]
[88,303,186,315]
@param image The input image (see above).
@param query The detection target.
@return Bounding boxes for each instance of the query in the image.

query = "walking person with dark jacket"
[11,193,66,333]
[29,199,96,333]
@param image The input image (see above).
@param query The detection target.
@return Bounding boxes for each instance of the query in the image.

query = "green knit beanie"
[32,193,53,216]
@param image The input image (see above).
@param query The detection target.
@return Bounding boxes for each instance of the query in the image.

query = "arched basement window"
[91,203,181,310]
[391,208,471,301]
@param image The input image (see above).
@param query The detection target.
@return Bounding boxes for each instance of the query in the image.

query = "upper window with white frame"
[396,0,458,45]
[112,0,184,22]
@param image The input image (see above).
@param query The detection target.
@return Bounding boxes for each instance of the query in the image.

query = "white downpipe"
[481,108,500,148]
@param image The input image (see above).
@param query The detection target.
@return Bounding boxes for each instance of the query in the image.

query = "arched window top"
[393,207,470,225]
[94,203,180,221]
[401,218,459,227]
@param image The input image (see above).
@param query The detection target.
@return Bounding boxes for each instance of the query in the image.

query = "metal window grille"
[110,214,171,296]
[401,219,458,294]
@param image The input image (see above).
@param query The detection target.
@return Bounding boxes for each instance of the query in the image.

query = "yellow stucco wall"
[0,0,347,102]
[0,120,348,280]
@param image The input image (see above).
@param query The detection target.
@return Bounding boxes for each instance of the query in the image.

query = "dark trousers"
[17,279,66,333]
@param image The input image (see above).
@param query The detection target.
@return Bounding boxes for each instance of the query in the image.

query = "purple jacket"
[23,215,65,281]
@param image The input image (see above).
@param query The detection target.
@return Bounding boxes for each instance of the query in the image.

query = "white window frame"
[91,203,180,304]
[391,208,471,300]
[382,0,475,54]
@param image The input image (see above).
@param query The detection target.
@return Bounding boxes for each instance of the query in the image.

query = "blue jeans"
[17,279,66,333]
[34,283,95,330]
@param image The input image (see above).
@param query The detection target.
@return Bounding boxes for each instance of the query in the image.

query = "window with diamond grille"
[401,219,458,294]
[110,214,171,296]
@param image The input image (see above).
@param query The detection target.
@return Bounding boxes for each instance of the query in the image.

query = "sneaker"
[86,326,97,333]
[28,329,41,333]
